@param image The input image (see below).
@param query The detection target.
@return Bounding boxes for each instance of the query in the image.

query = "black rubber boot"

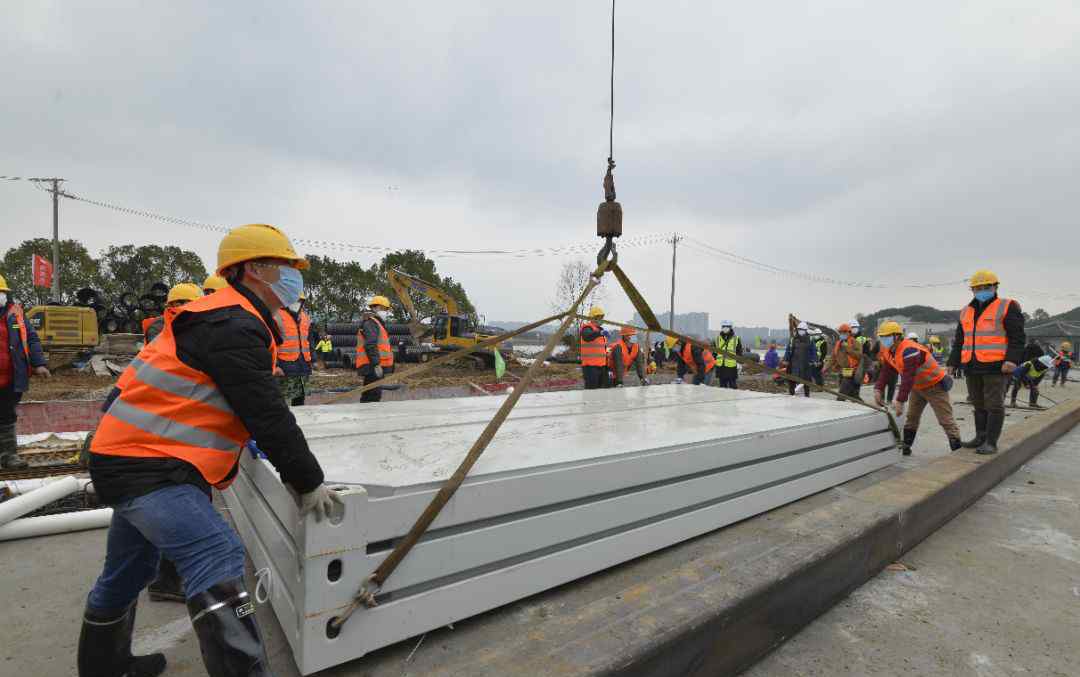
[0,422,28,469]
[948,437,963,451]
[148,558,185,603]
[976,410,1005,455]
[901,429,916,456]
[187,579,270,676]
[962,410,987,448]
[1029,390,1043,409]
[78,602,167,677]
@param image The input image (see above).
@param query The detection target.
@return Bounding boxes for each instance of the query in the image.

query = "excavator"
[387,268,513,368]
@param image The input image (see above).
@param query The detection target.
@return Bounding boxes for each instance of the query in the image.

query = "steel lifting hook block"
[596,158,623,239]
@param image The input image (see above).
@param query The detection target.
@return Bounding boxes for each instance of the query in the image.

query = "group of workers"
[578,307,650,389]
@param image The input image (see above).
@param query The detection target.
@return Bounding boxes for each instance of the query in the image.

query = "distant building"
[633,311,709,340]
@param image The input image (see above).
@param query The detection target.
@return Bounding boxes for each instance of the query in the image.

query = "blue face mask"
[881,336,895,349]
[973,290,995,303]
[269,265,304,307]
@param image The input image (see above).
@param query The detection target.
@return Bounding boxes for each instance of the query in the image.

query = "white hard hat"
[850,320,861,328]
[797,321,809,330]
[1038,355,1053,369]
[720,319,733,328]
[907,332,919,340]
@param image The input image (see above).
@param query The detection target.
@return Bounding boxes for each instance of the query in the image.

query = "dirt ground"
[24,371,117,401]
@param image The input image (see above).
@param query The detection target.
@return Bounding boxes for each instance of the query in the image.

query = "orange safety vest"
[881,338,946,391]
[579,322,608,367]
[959,298,1013,364]
[141,316,158,342]
[607,340,640,378]
[355,315,394,368]
[833,337,862,377]
[681,342,716,372]
[91,287,278,489]
[275,308,312,363]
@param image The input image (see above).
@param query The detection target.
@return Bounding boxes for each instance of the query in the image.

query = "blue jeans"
[87,483,246,611]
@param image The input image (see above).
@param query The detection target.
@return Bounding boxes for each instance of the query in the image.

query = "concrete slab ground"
[747,423,1080,677]
[0,379,1067,676]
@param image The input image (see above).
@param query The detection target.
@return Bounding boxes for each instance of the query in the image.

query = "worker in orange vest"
[276,292,315,406]
[874,321,961,455]
[142,283,203,344]
[579,306,609,390]
[677,338,716,385]
[356,295,395,402]
[0,273,50,470]
[946,269,1025,455]
[608,325,648,387]
[825,323,867,401]
[82,224,341,677]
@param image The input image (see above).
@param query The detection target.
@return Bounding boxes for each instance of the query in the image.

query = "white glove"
[373,365,384,379]
[642,379,651,386]
[300,484,344,522]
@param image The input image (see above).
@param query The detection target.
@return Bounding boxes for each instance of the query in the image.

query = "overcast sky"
[4,1,1079,328]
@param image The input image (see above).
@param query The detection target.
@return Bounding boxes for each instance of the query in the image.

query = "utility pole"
[50,178,61,302]
[668,234,680,332]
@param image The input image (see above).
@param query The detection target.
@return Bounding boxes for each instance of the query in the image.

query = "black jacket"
[90,283,325,504]
[947,295,1025,374]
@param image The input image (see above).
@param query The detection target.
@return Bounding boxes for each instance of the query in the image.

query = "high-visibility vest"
[881,338,946,391]
[681,342,716,372]
[5,305,30,362]
[315,338,333,353]
[275,309,311,363]
[355,315,394,368]
[714,334,739,368]
[833,337,863,377]
[1025,361,1048,379]
[607,340,639,378]
[91,287,278,489]
[959,298,1013,364]
[141,316,158,341]
[579,322,607,367]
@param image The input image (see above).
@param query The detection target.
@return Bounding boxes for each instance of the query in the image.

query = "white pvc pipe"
[2,477,85,497]
[0,507,113,542]
[0,475,82,527]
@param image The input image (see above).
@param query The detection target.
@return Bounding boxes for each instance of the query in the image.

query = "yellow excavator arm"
[387,269,461,338]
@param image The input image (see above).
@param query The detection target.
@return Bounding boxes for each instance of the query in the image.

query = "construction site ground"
[2,378,1076,676]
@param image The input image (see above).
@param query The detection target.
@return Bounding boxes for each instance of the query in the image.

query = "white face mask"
[375,309,388,321]
[0,293,7,306]
[288,301,302,312]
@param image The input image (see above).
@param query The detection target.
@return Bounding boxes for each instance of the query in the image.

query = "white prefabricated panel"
[222,385,898,674]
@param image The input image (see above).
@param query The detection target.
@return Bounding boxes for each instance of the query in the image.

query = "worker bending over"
[677,338,715,385]
[875,321,960,455]
[947,269,1025,455]
[1052,341,1072,387]
[826,323,866,401]
[143,283,203,344]
[355,296,395,402]
[713,320,742,389]
[81,224,342,676]
[608,326,647,387]
[1009,355,1052,408]
[276,293,315,406]
[579,307,609,390]
[782,322,814,397]
[0,274,50,470]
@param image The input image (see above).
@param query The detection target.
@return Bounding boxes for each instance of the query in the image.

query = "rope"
[329,258,612,631]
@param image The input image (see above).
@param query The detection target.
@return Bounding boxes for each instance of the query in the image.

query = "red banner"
[32,254,53,288]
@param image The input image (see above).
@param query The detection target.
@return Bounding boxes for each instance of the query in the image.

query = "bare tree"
[551,260,607,317]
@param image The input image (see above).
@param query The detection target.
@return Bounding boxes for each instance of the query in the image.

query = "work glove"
[373,365,384,379]
[300,484,345,523]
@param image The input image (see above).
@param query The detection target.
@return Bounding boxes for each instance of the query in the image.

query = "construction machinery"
[387,268,512,368]
[24,306,99,368]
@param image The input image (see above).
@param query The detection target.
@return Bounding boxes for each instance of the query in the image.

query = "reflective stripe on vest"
[607,340,639,376]
[579,322,607,367]
[355,316,394,368]
[715,334,739,368]
[681,342,715,372]
[90,286,277,489]
[960,298,1012,364]
[274,309,311,362]
[882,339,946,390]
[8,305,30,362]
[833,337,862,377]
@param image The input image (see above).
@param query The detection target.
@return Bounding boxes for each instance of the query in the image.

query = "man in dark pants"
[81,224,342,677]
[948,269,1025,455]
[580,307,609,390]
[677,338,715,385]
[356,295,395,402]
[782,322,814,397]
[0,274,50,469]
[713,320,742,389]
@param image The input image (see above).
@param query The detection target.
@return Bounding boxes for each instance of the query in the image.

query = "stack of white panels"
[223,385,897,674]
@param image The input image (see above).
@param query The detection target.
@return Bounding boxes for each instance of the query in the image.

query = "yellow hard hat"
[202,274,228,292]
[1062,341,1073,352]
[877,320,903,337]
[166,282,203,304]
[929,335,941,344]
[588,306,605,318]
[0,274,9,293]
[969,269,999,287]
[664,335,678,349]
[368,295,391,309]
[216,224,309,274]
